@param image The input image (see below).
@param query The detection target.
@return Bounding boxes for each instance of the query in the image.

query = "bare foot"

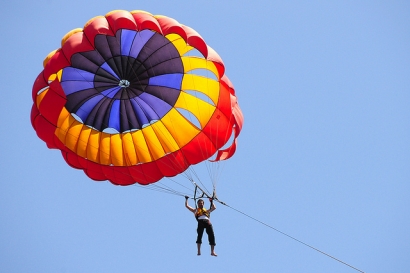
[211,252,218,257]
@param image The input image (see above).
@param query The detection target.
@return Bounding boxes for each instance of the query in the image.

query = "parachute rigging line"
[222,203,365,273]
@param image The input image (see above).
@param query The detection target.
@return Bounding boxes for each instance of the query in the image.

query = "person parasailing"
[185,196,217,256]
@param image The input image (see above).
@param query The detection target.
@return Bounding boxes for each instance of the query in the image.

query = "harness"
[195,208,210,219]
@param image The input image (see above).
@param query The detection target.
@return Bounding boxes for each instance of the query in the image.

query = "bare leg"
[211,245,217,256]
[197,243,201,255]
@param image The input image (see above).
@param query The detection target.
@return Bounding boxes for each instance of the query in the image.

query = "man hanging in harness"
[185,196,217,256]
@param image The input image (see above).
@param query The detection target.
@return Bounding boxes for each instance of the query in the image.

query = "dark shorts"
[196,219,216,245]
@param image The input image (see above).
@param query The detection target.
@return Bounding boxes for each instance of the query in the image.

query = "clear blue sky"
[1,1,409,272]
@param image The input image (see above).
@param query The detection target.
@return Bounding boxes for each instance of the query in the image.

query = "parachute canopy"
[31,10,243,186]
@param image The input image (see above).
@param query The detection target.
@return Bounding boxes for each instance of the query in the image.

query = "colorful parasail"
[31,10,243,186]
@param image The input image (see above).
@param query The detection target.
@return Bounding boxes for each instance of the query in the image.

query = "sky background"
[1,1,409,272]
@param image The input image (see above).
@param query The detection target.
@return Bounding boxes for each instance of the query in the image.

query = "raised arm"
[185,196,196,213]
[208,199,216,213]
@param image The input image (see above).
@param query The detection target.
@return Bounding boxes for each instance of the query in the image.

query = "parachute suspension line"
[193,173,211,199]
[203,161,217,196]
[132,183,182,196]
[207,160,223,190]
[132,176,196,197]
[179,163,211,198]
[213,161,224,189]
[133,184,190,198]
[160,176,192,192]
[203,154,227,199]
[222,203,365,273]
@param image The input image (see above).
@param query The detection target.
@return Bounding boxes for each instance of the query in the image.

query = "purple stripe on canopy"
[148,73,183,90]
[120,29,136,56]
[76,95,104,122]
[101,86,122,98]
[62,67,95,82]
[129,30,155,58]
[70,53,103,74]
[61,81,94,95]
[130,98,150,125]
[144,86,180,107]
[139,92,172,117]
[101,62,120,79]
[108,100,121,132]
[134,96,159,121]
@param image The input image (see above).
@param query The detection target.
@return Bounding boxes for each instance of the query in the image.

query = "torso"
[195,208,210,220]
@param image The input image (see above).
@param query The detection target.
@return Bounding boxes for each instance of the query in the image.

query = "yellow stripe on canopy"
[122,132,138,166]
[166,33,193,56]
[77,126,92,158]
[175,92,215,128]
[56,108,70,129]
[160,108,200,148]
[181,56,219,78]
[65,122,83,152]
[150,121,180,153]
[181,74,220,105]
[142,125,165,160]
[99,132,111,165]
[110,133,124,166]
[130,129,152,163]
[55,111,75,144]
[87,130,100,163]
[56,70,62,81]
[47,73,57,83]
